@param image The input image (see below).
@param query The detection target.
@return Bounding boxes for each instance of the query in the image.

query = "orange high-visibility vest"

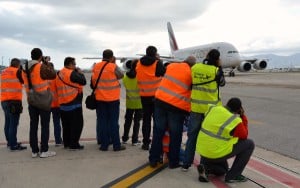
[56,67,82,105]
[22,63,49,94]
[155,63,192,112]
[1,67,22,101]
[163,130,170,153]
[49,78,59,108]
[92,62,121,101]
[136,60,161,97]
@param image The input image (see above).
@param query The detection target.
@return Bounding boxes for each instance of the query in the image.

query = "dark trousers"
[141,97,155,146]
[122,108,142,143]
[96,100,121,150]
[149,105,185,167]
[201,139,255,179]
[1,101,21,148]
[60,107,84,148]
[51,107,62,144]
[183,112,204,167]
[28,105,51,153]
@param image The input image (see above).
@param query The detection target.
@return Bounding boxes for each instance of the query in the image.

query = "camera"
[42,56,51,64]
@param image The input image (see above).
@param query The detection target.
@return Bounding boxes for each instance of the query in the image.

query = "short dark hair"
[204,49,220,66]
[31,48,43,60]
[103,49,113,60]
[226,97,242,113]
[146,46,157,57]
[64,57,75,66]
[10,58,20,67]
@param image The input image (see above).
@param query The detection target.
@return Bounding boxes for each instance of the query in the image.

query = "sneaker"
[181,164,190,172]
[32,152,39,158]
[141,144,149,150]
[122,141,128,144]
[197,164,209,182]
[10,145,27,151]
[55,143,63,147]
[114,145,126,151]
[132,140,142,146]
[225,175,248,183]
[40,151,56,158]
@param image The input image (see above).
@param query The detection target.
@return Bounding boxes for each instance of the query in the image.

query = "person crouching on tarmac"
[196,97,255,183]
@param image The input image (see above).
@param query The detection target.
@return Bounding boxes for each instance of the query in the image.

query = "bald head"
[184,56,196,67]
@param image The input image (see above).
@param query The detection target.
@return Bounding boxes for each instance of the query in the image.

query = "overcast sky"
[1,0,300,69]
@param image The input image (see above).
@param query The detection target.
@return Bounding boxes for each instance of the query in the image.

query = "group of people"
[0,46,254,183]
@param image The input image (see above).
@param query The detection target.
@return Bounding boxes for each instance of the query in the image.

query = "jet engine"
[237,61,252,72]
[253,59,267,70]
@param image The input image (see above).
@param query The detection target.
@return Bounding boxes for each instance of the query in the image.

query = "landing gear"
[229,70,235,77]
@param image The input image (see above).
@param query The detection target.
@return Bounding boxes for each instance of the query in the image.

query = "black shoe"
[197,164,209,182]
[141,144,149,150]
[10,145,27,151]
[225,175,248,183]
[114,145,126,151]
[169,164,181,169]
[69,145,84,151]
[181,164,190,172]
[149,161,158,168]
[99,147,108,151]
[7,142,22,148]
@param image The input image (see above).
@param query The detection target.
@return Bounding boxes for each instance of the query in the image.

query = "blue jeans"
[183,112,204,167]
[1,101,20,148]
[96,100,121,150]
[51,107,62,144]
[28,105,51,153]
[149,105,185,166]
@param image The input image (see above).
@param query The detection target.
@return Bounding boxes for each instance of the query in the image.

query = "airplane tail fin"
[167,22,179,53]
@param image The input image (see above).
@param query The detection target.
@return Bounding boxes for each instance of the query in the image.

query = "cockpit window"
[227,51,238,54]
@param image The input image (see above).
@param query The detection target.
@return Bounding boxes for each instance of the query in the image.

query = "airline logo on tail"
[167,22,179,53]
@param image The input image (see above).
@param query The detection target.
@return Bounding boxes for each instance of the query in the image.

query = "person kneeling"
[196,97,255,183]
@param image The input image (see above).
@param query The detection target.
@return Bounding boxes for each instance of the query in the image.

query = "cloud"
[1,0,300,68]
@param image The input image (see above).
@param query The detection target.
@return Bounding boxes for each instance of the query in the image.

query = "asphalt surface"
[0,71,299,188]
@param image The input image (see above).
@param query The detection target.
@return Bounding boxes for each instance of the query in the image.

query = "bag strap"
[25,61,34,90]
[57,71,79,89]
[91,62,109,93]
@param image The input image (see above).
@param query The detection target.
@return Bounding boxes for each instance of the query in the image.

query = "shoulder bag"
[25,61,53,111]
[85,62,109,110]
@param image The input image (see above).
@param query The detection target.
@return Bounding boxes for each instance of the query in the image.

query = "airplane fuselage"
[172,42,241,68]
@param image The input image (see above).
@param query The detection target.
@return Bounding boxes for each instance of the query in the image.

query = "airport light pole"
[1,56,3,66]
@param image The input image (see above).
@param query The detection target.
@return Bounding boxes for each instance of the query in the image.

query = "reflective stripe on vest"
[92,62,121,101]
[22,63,49,93]
[163,130,170,153]
[196,105,241,159]
[155,63,191,111]
[56,68,81,104]
[136,60,161,97]
[0,67,22,101]
[49,79,59,108]
[123,75,142,109]
[191,63,221,113]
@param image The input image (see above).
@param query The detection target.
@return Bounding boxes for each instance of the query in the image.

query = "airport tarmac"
[0,72,300,188]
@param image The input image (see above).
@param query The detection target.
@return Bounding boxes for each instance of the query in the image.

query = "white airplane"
[166,22,267,76]
[83,22,267,76]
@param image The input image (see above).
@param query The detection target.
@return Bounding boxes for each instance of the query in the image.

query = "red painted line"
[193,158,230,188]
[248,158,300,187]
[210,177,230,188]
